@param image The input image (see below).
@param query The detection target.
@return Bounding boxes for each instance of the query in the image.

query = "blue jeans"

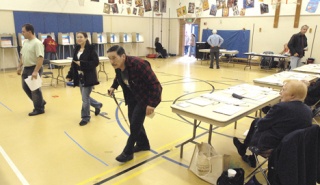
[290,56,301,70]
[79,83,101,122]
[21,66,45,111]
[184,45,189,55]
[123,101,149,155]
[189,46,195,56]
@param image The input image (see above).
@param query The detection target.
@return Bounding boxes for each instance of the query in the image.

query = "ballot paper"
[186,97,213,107]
[24,74,42,91]
[212,105,242,116]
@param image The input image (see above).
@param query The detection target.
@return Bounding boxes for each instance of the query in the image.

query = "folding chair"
[244,147,274,185]
[42,59,54,86]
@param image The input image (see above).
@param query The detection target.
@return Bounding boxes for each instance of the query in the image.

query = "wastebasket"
[307,58,315,64]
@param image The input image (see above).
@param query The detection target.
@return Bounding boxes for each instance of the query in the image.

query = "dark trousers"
[243,119,260,148]
[123,101,150,155]
[210,47,220,68]
[21,66,45,111]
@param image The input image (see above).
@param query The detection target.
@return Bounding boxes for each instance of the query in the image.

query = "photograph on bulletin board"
[133,7,137,15]
[154,1,159,12]
[103,3,111,14]
[216,0,223,9]
[138,7,145,16]
[176,7,183,17]
[108,0,115,3]
[306,0,319,13]
[127,0,132,6]
[119,0,124,4]
[144,0,152,12]
[209,5,217,16]
[240,8,246,15]
[182,6,187,15]
[135,0,143,7]
[222,7,229,16]
[188,2,195,13]
[159,0,167,13]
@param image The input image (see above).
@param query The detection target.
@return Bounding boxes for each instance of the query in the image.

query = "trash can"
[307,58,315,64]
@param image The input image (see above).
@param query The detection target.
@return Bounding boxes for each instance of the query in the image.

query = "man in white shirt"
[207,29,224,69]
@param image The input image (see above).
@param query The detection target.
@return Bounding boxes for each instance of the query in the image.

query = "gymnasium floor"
[0,56,281,185]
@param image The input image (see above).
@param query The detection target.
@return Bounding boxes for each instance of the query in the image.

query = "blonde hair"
[283,79,308,101]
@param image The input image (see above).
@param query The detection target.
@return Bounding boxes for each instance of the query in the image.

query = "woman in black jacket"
[66,32,102,126]
[154,37,168,58]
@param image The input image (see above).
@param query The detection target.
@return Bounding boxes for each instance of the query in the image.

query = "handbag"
[189,142,230,184]
[216,168,245,185]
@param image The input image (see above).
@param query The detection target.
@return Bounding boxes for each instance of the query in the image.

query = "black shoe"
[242,155,256,168]
[216,66,220,69]
[116,153,133,162]
[79,120,89,126]
[233,137,246,156]
[28,110,45,116]
[95,104,103,116]
[133,145,150,153]
[209,67,213,69]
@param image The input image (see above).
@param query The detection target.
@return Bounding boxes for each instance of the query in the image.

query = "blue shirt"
[207,34,224,47]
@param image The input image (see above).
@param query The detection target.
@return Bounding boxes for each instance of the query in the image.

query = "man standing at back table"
[207,29,224,69]
[288,25,309,70]
[17,23,46,116]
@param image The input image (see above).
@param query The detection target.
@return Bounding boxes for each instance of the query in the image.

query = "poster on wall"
[127,0,132,6]
[202,0,209,10]
[243,0,254,8]
[260,3,269,13]
[144,0,152,11]
[222,7,229,16]
[209,5,217,16]
[108,0,115,3]
[233,5,240,15]
[138,7,145,16]
[159,0,167,13]
[133,7,137,14]
[119,0,124,4]
[177,7,183,17]
[240,8,246,15]
[188,3,195,13]
[103,3,111,14]
[135,0,143,7]
[306,0,319,13]
[112,3,119,13]
[154,1,159,11]
[127,7,132,14]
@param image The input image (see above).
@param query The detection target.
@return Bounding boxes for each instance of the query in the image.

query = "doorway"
[179,19,200,56]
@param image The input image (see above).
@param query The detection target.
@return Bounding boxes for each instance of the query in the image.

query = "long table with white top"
[253,71,318,89]
[50,57,109,87]
[243,52,289,70]
[171,84,280,158]
[292,64,320,75]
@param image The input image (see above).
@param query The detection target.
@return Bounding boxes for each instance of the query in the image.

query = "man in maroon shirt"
[107,45,162,162]
[43,35,57,60]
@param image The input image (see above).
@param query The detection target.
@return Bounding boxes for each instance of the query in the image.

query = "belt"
[24,65,36,68]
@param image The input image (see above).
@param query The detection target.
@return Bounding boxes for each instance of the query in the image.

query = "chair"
[42,59,54,86]
[260,51,274,69]
[245,125,320,185]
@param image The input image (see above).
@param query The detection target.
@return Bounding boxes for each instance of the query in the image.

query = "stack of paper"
[24,74,42,91]
[212,105,242,116]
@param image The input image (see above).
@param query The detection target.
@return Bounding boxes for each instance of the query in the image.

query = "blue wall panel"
[57,14,71,32]
[69,14,83,32]
[92,15,103,33]
[43,13,59,34]
[13,12,30,34]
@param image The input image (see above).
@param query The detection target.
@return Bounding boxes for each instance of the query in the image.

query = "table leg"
[55,66,66,87]
[244,55,252,70]
[98,62,108,81]
[180,119,198,158]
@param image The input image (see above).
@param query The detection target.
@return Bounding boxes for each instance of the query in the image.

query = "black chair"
[260,51,274,69]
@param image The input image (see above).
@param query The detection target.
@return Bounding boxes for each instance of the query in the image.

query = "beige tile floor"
[0,56,296,185]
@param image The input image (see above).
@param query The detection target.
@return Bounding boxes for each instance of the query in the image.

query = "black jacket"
[66,44,99,87]
[250,101,312,150]
[288,32,308,58]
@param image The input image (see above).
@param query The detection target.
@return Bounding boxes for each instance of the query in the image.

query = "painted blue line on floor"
[64,131,109,166]
[0,102,12,112]
[162,156,189,168]
[115,101,130,136]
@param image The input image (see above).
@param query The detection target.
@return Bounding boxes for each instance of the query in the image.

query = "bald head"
[281,79,308,102]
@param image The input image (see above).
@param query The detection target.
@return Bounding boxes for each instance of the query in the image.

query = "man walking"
[17,23,46,116]
[207,29,224,69]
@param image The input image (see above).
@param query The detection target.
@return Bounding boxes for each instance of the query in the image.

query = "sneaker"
[216,66,220,69]
[115,153,133,162]
[133,145,150,153]
[95,104,103,116]
[233,137,246,156]
[242,155,256,168]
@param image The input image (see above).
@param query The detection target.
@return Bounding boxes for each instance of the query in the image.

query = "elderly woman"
[233,79,312,167]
